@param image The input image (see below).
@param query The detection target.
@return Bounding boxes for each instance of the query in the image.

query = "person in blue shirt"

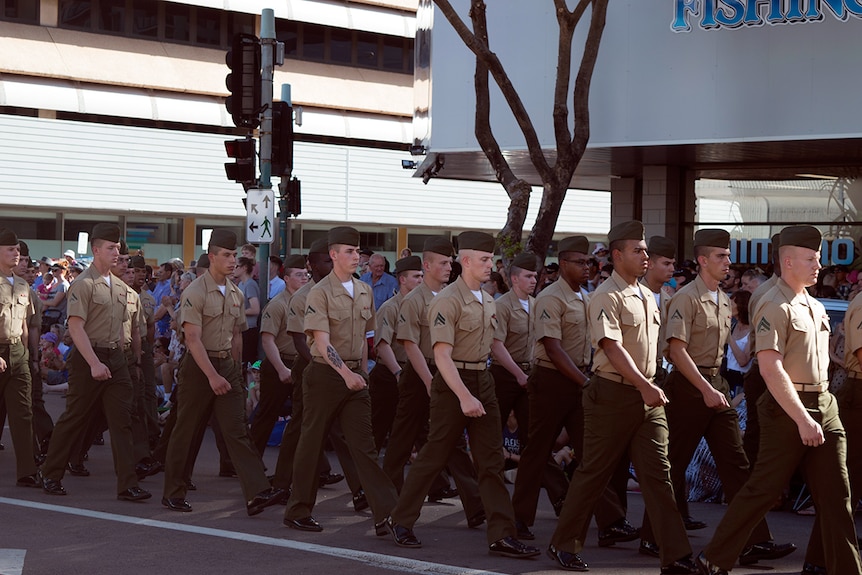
[360,253,399,310]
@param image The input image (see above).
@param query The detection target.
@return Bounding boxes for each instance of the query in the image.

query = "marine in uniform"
[283,226,398,533]
[130,255,161,453]
[369,255,423,451]
[161,229,282,515]
[382,236,482,519]
[0,228,39,487]
[698,225,862,575]
[547,220,698,574]
[271,239,363,507]
[741,233,781,467]
[249,253,307,455]
[510,240,632,544]
[639,229,794,565]
[640,235,676,388]
[386,231,540,559]
[16,240,54,459]
[40,223,150,501]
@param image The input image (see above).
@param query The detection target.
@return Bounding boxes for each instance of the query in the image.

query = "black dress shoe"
[16,474,41,488]
[118,486,152,501]
[274,487,291,505]
[427,486,459,502]
[186,479,197,491]
[695,551,729,575]
[67,462,90,477]
[739,540,797,565]
[639,539,660,558]
[285,516,323,532]
[92,433,104,446]
[136,460,164,480]
[387,518,421,548]
[683,515,707,530]
[42,477,66,495]
[547,545,588,571]
[162,497,192,512]
[801,562,828,575]
[34,453,46,467]
[247,487,285,516]
[660,555,700,574]
[515,520,535,540]
[466,510,486,528]
[353,489,369,512]
[374,518,389,536]
[597,518,640,547]
[489,536,541,559]
[318,472,344,487]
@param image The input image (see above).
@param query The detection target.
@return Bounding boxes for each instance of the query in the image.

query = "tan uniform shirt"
[589,270,661,379]
[121,287,141,345]
[304,273,374,361]
[642,280,672,365]
[397,282,437,360]
[428,276,496,362]
[533,279,590,368]
[663,274,731,368]
[0,274,32,340]
[28,287,42,334]
[180,272,246,352]
[140,290,156,331]
[845,291,862,373]
[260,288,298,357]
[493,289,534,364]
[286,280,315,336]
[67,264,131,344]
[748,275,778,340]
[754,278,830,384]
[375,291,407,364]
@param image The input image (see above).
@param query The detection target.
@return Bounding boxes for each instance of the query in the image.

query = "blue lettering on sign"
[673,0,862,31]
[729,237,855,265]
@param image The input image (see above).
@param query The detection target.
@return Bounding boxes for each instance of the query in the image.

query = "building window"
[330,28,352,64]
[195,6,221,46]
[59,0,91,29]
[131,0,157,38]
[357,33,379,68]
[1,0,39,23]
[302,23,325,61]
[97,0,125,33]
[163,2,189,42]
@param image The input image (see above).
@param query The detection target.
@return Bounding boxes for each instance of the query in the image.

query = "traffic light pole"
[257,8,276,306]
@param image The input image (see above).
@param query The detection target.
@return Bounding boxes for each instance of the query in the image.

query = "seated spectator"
[39,332,66,386]
[247,360,262,420]
[41,260,70,332]
[502,410,520,483]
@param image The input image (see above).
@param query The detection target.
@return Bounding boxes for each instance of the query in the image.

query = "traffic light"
[225,33,261,128]
[271,100,294,177]
[224,138,256,189]
[286,177,301,216]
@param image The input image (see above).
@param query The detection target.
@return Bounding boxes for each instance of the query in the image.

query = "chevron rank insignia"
[382,317,389,327]
[539,309,550,320]
[183,299,193,308]
[262,311,270,320]
[434,312,446,326]
[757,317,771,333]
[597,309,609,321]
[670,309,683,320]
[69,293,78,303]
[398,313,406,324]
[306,305,316,315]
[289,308,296,316]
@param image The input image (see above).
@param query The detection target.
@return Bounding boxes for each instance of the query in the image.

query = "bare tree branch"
[552,0,591,167]
[434,0,552,181]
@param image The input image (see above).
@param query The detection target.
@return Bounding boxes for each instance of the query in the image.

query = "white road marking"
[0,549,25,575]
[0,497,506,575]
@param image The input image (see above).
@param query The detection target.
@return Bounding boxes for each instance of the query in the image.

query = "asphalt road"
[0,391,840,575]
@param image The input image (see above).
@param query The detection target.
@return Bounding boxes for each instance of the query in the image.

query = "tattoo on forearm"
[326,345,343,368]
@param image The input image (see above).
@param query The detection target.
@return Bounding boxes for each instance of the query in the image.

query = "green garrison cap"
[130,255,146,269]
[328,226,360,247]
[0,227,18,247]
[780,225,822,251]
[394,255,422,275]
[284,254,307,269]
[91,223,120,243]
[196,253,210,269]
[648,236,676,260]
[607,220,644,244]
[119,239,129,255]
[209,229,237,250]
[510,252,538,272]
[694,229,730,249]
[558,236,590,255]
[423,236,454,257]
[17,239,29,256]
[458,231,495,253]
[309,238,329,255]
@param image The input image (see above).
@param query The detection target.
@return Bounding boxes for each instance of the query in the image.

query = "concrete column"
[610,177,638,230]
[40,0,59,27]
[640,165,696,257]
[182,218,196,266]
